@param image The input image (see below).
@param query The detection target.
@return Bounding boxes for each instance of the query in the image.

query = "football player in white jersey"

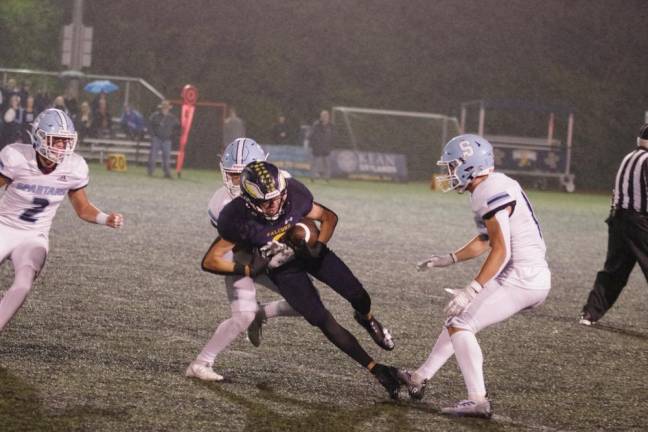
[398,134,551,418]
[185,138,299,381]
[0,108,123,332]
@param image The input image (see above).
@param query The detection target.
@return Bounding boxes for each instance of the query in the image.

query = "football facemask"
[31,108,78,164]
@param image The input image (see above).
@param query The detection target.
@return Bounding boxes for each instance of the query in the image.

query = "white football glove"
[443,280,482,317]
[260,240,296,269]
[416,253,457,271]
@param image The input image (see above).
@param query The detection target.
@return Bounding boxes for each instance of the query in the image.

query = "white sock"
[0,267,36,332]
[450,330,487,402]
[196,311,254,365]
[262,300,299,319]
[415,327,454,382]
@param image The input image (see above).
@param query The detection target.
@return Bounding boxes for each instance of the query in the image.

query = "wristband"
[450,252,458,263]
[233,263,247,275]
[469,280,483,293]
[95,212,109,225]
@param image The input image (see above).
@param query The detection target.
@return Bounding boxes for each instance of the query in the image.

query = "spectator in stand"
[52,96,69,115]
[64,91,79,121]
[1,79,18,113]
[309,110,334,182]
[222,106,246,153]
[93,97,112,138]
[2,95,24,147]
[148,100,179,178]
[91,92,110,117]
[21,95,38,143]
[120,104,146,141]
[18,80,31,109]
[271,114,291,145]
[76,101,93,144]
[34,90,51,114]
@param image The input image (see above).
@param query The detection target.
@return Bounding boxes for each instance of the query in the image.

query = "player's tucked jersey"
[471,172,547,271]
[0,143,89,235]
[217,177,313,249]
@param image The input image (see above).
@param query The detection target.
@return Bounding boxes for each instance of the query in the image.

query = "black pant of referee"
[582,209,648,323]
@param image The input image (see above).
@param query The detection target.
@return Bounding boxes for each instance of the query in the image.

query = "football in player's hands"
[283,218,320,249]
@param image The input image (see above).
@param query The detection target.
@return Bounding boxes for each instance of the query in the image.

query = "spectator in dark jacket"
[271,114,291,145]
[309,110,334,181]
[148,100,179,178]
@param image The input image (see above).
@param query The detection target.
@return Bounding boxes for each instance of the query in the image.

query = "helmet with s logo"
[437,134,494,193]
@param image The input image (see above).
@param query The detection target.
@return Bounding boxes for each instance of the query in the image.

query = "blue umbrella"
[84,80,119,94]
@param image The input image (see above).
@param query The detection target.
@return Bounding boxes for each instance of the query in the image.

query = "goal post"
[331,106,460,180]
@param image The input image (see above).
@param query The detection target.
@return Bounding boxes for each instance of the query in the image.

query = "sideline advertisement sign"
[330,149,408,182]
[263,145,312,177]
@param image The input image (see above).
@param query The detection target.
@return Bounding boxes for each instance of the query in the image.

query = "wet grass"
[1,163,646,431]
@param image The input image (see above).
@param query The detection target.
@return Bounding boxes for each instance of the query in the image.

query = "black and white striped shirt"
[613,147,648,213]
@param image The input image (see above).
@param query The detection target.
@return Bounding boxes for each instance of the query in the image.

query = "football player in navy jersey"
[202,160,401,399]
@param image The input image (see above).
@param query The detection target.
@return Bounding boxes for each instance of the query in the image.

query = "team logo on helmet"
[437,134,494,193]
[240,161,287,221]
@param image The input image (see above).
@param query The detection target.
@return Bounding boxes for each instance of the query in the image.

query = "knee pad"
[445,315,476,333]
[226,275,259,313]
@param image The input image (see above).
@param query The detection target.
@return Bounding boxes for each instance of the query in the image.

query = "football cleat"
[579,311,597,326]
[247,305,267,347]
[371,364,401,400]
[185,361,224,382]
[396,369,427,400]
[354,311,395,351]
[441,399,493,419]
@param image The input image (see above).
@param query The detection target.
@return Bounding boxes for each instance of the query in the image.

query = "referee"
[580,123,648,325]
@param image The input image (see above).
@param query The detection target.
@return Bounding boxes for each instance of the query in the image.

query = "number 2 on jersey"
[19,198,50,223]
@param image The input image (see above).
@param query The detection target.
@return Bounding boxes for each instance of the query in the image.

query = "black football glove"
[292,240,326,259]
[234,249,269,277]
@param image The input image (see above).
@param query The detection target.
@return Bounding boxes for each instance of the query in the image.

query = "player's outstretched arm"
[454,234,490,262]
[0,176,6,188]
[68,188,124,229]
[202,237,268,277]
[417,234,489,271]
[305,202,337,244]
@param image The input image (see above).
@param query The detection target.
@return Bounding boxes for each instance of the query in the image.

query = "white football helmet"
[437,134,494,193]
[31,108,78,164]
[220,138,267,196]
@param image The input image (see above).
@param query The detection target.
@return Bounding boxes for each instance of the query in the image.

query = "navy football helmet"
[240,161,288,221]
[31,108,78,164]
[437,134,494,193]
[220,138,267,196]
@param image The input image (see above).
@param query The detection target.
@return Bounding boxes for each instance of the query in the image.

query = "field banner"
[330,149,408,182]
[263,145,312,177]
[492,146,567,173]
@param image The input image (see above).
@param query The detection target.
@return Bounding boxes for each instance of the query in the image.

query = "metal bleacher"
[77,131,179,166]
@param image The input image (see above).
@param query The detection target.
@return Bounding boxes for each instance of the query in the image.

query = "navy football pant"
[269,247,373,367]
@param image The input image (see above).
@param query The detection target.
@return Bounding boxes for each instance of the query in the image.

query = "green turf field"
[1,164,646,431]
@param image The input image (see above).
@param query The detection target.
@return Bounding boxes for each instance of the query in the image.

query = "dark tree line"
[3,0,647,188]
